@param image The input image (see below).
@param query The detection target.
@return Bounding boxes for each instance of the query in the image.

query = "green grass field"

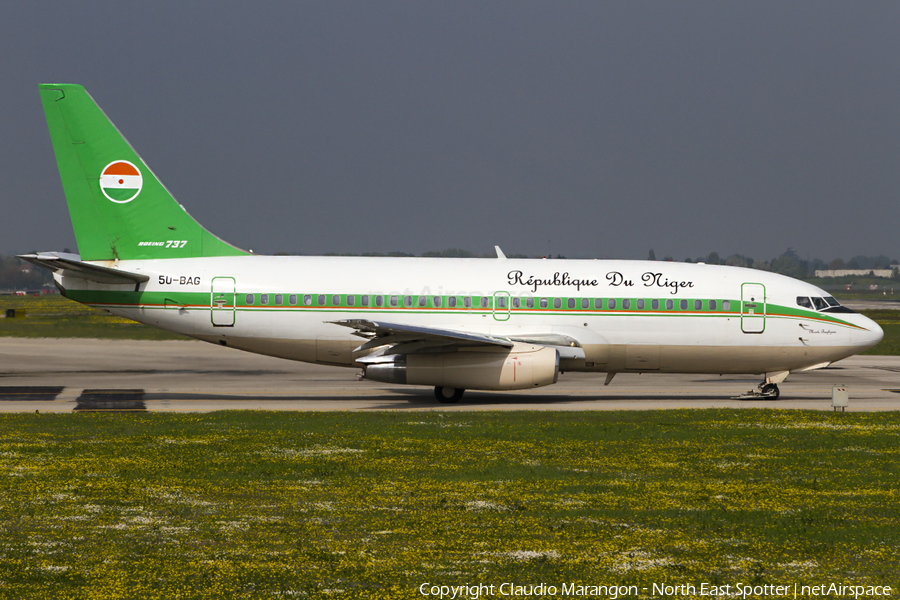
[2,295,899,355]
[0,411,897,599]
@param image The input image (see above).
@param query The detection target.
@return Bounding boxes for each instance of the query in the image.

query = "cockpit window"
[796,297,813,309]
[812,297,828,311]
[821,296,855,313]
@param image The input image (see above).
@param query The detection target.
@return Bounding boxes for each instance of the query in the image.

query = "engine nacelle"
[362,345,559,391]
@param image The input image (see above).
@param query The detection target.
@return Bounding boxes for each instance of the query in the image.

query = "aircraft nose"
[854,315,884,351]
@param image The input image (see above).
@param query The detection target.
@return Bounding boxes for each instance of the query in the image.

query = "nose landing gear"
[735,381,781,400]
[759,383,780,399]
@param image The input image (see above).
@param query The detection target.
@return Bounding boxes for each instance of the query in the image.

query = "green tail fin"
[39,84,247,261]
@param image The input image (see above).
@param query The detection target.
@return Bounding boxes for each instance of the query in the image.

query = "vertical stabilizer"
[39,84,247,261]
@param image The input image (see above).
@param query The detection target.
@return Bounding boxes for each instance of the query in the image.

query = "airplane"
[21,84,883,403]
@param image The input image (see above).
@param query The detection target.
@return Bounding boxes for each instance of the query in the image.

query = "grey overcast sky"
[2,2,899,261]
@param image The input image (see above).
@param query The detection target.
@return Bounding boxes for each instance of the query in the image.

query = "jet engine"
[361,345,559,391]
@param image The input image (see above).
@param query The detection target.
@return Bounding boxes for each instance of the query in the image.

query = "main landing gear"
[434,386,465,403]
[735,382,781,400]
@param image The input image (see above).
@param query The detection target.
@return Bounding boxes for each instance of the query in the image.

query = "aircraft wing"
[17,253,149,286]
[329,319,585,362]
[328,319,515,355]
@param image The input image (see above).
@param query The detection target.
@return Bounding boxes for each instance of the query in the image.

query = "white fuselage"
[59,256,883,379]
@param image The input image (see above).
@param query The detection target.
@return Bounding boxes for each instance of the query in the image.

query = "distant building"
[814,269,894,278]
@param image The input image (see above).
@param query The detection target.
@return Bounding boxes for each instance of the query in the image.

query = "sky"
[2,2,899,261]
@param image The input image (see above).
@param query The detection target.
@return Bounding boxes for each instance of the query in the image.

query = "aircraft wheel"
[434,386,464,403]
[761,383,780,399]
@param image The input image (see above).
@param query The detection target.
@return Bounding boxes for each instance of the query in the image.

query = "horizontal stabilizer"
[17,253,149,285]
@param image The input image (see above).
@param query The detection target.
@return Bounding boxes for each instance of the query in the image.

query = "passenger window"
[433,296,441,307]
[622,299,631,309]
[637,299,645,309]
[526,298,534,309]
[404,295,412,307]
[812,297,828,311]
[595,299,603,309]
[652,299,659,310]
[709,299,717,310]
[480,297,489,308]
[512,297,521,308]
[375,296,384,307]
[568,298,575,309]
[246,294,254,305]
[723,300,730,311]
[797,297,813,309]
[361,295,369,306]
[275,294,283,305]
[608,299,617,309]
[347,295,355,306]
[553,298,561,309]
[303,294,311,306]
[318,295,325,306]
[390,296,398,307]
[332,295,340,306]
[418,296,426,307]
[540,298,548,309]
[464,297,472,308]
[581,298,589,309]
[694,300,702,310]
[289,294,297,306]
[497,297,507,308]
[680,299,687,310]
[666,299,673,310]
[449,297,457,307]
[261,294,269,305]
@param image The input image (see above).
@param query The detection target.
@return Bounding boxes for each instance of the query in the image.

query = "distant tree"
[387,251,415,257]
[847,258,861,269]
[771,255,806,279]
[648,249,656,261]
[662,255,673,262]
[725,254,751,268]
[706,252,721,265]
[892,268,900,281]
[829,258,845,270]
[684,258,693,263]
[751,259,772,271]
[430,248,478,258]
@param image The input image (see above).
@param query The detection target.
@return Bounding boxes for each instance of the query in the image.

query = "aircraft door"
[493,291,511,321]
[211,277,236,327]
[741,283,765,334]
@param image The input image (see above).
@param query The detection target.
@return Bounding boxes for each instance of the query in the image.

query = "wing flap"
[329,319,515,353]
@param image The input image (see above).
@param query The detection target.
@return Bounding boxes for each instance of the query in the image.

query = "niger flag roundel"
[100,160,143,203]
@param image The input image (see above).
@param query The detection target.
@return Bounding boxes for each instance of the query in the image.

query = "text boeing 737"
[22,84,883,402]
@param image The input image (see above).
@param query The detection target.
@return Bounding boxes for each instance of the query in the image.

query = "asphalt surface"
[1,338,898,412]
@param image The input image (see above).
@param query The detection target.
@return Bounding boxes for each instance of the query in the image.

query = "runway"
[1,338,899,412]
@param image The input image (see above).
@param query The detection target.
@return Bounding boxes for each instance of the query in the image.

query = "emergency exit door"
[741,283,765,334]
[211,277,236,327]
